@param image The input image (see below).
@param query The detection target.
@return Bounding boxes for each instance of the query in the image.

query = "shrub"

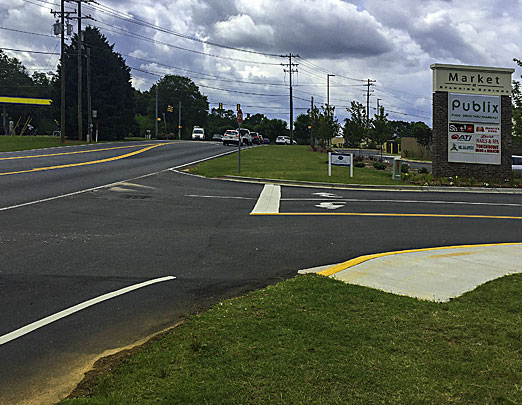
[355,162,366,168]
[401,164,410,173]
[373,162,386,170]
[419,167,429,174]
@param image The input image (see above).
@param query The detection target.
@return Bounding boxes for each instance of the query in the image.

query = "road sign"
[237,109,243,124]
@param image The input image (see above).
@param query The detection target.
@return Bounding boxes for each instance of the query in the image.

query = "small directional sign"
[237,109,243,124]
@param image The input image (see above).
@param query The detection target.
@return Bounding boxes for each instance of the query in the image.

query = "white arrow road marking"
[0,276,176,346]
[313,192,342,198]
[315,201,346,210]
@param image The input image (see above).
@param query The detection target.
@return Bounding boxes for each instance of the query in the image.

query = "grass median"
[190,145,400,186]
[62,273,522,404]
[0,135,89,152]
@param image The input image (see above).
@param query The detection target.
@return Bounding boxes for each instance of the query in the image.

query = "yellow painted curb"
[250,212,522,220]
[318,242,522,277]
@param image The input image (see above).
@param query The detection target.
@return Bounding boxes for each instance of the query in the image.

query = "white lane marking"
[251,184,281,214]
[185,194,255,200]
[313,192,342,198]
[0,276,176,346]
[315,202,346,210]
[0,148,236,212]
[281,198,522,208]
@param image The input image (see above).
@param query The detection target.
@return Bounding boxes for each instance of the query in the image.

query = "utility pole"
[76,0,82,141]
[281,53,299,144]
[86,46,92,142]
[155,85,158,138]
[365,78,376,127]
[310,96,314,145]
[52,1,74,143]
[327,74,335,115]
[178,101,181,140]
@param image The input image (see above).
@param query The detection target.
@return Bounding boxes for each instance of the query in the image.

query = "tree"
[293,113,312,145]
[207,108,236,136]
[0,50,53,134]
[411,121,432,147]
[310,105,340,146]
[343,101,366,148]
[370,106,393,156]
[53,27,135,140]
[151,75,208,138]
[389,120,414,139]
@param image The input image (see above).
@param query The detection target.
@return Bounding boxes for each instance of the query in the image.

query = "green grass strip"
[190,145,400,186]
[0,136,87,152]
[62,273,522,404]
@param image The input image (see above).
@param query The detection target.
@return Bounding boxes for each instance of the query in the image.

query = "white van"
[191,127,205,140]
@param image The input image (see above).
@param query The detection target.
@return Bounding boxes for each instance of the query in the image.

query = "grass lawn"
[0,135,87,152]
[190,145,400,186]
[62,273,522,404]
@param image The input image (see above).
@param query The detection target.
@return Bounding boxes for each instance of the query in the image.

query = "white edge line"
[0,148,236,212]
[0,276,176,346]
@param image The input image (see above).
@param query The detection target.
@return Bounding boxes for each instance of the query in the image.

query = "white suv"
[191,127,205,140]
[276,136,291,145]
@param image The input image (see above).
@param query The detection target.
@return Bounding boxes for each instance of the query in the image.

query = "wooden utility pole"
[281,54,299,144]
[76,0,82,140]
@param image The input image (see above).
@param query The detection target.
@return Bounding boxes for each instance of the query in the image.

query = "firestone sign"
[431,63,513,95]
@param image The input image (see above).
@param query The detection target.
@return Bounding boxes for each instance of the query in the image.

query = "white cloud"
[1,0,521,125]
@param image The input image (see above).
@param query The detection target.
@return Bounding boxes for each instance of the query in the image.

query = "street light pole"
[327,74,335,115]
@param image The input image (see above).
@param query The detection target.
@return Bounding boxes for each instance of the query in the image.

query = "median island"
[62,273,522,403]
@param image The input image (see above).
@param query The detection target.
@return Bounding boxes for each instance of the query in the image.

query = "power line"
[87,0,283,58]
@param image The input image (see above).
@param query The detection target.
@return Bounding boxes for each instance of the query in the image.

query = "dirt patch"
[66,323,182,399]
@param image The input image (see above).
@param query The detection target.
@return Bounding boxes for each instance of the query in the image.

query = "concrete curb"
[219,175,522,194]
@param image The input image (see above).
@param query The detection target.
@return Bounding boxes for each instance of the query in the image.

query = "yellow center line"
[318,242,522,277]
[250,212,522,220]
[0,144,164,176]
[0,143,168,161]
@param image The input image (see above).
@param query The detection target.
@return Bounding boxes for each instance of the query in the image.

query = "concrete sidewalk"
[299,243,522,302]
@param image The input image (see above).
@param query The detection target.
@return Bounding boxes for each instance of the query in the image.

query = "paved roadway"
[1,141,521,404]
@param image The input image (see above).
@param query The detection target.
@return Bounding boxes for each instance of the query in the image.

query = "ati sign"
[449,94,500,123]
[448,123,501,165]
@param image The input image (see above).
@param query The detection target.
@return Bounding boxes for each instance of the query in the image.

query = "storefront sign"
[448,123,501,164]
[431,64,514,95]
[449,94,500,123]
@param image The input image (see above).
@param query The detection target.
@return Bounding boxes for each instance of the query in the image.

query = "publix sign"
[449,94,500,124]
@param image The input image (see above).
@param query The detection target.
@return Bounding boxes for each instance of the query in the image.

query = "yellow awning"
[0,96,52,106]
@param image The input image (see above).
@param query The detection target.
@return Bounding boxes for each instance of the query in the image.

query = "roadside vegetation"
[190,145,399,186]
[190,145,522,188]
[62,273,522,404]
[0,135,88,152]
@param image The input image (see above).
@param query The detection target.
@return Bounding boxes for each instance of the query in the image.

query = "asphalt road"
[1,141,521,404]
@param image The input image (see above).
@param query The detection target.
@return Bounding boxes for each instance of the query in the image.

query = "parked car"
[513,155,522,172]
[263,138,270,144]
[250,131,261,144]
[276,136,291,145]
[212,134,223,141]
[191,126,205,140]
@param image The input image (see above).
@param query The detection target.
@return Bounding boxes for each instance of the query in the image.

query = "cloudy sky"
[2,0,522,126]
